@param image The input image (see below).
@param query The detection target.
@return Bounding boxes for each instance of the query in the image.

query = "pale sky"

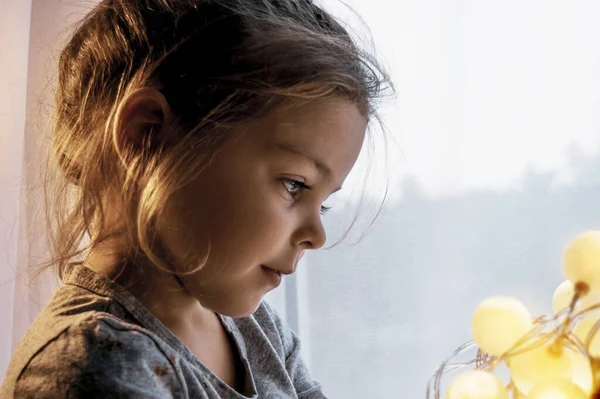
[323,0,600,203]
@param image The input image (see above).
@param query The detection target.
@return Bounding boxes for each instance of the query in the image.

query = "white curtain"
[1,0,36,380]
[0,0,94,380]
[3,0,600,397]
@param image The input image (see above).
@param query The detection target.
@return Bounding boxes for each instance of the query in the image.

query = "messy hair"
[43,0,392,282]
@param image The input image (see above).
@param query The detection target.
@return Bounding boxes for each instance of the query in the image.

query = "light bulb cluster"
[427,231,600,399]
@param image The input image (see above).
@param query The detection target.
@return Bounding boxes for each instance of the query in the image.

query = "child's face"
[160,97,367,317]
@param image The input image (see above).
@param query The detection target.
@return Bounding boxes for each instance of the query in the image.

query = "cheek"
[160,162,295,270]
[214,192,290,252]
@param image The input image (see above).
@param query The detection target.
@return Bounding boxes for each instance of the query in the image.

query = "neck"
[84,240,217,333]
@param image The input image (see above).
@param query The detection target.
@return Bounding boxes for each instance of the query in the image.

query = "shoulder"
[45,313,174,364]
[5,314,182,398]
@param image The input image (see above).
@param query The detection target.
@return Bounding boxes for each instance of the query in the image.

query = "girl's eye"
[282,178,308,197]
[320,205,332,215]
[282,179,333,216]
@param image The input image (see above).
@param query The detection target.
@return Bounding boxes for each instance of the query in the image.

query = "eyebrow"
[276,142,342,192]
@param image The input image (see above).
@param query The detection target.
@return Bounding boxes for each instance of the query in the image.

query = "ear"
[113,87,173,165]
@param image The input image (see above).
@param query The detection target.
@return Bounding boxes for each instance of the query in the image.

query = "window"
[276,1,600,397]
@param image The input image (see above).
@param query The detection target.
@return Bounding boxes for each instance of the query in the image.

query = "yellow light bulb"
[552,280,575,314]
[527,378,587,399]
[573,316,600,357]
[508,341,574,395]
[512,388,527,398]
[571,350,593,395]
[471,297,532,357]
[445,370,509,399]
[563,231,600,293]
[578,292,600,313]
[552,279,600,315]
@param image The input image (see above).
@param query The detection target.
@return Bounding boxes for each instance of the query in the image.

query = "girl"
[1,0,389,397]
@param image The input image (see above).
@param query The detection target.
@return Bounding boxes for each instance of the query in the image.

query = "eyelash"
[282,179,332,215]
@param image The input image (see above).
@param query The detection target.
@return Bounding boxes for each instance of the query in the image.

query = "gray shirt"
[0,264,326,398]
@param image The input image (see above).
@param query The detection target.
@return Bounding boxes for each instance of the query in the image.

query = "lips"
[261,265,295,276]
[277,268,295,276]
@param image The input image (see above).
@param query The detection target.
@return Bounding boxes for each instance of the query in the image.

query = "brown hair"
[42,0,392,282]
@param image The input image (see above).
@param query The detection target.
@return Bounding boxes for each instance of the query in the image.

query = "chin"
[232,302,262,318]
[211,297,263,319]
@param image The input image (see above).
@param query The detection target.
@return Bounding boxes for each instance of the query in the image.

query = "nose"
[294,211,327,250]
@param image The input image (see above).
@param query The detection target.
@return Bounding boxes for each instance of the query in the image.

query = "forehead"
[270,98,364,140]
[244,98,367,172]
